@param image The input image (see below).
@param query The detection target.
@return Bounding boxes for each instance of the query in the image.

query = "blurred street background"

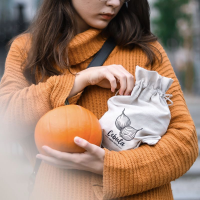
[0,0,200,200]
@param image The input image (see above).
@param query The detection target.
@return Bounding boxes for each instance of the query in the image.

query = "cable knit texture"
[0,29,198,200]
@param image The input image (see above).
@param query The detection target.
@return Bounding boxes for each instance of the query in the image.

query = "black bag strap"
[65,37,116,105]
[28,37,116,195]
[87,37,116,68]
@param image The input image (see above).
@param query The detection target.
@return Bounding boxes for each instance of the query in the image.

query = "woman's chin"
[89,21,110,30]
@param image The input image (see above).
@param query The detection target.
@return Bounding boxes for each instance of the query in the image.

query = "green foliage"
[152,0,190,48]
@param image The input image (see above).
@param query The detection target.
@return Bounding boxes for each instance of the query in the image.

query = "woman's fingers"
[116,65,135,95]
[107,65,134,95]
[101,70,118,92]
[74,137,100,155]
[101,65,127,94]
[41,146,78,161]
[124,73,134,95]
[116,73,127,95]
[36,153,80,170]
[36,153,69,166]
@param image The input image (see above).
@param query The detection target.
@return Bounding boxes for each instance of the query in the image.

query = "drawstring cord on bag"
[151,89,174,106]
[163,94,173,106]
[159,93,173,106]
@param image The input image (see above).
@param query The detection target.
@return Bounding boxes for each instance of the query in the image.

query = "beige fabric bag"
[99,65,174,151]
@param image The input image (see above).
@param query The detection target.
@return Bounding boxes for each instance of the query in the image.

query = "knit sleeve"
[0,35,82,140]
[92,42,199,200]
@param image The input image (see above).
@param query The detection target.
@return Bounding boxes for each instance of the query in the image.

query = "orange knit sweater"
[0,29,198,200]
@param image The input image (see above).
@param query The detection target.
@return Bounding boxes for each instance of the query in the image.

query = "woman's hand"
[36,137,105,175]
[79,64,135,95]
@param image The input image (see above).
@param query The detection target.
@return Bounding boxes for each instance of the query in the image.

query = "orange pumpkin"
[35,105,102,154]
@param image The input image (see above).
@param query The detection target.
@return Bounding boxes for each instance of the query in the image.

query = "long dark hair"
[17,0,160,84]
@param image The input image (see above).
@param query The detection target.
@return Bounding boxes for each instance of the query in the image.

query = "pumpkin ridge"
[77,105,85,152]
[87,108,92,146]
[66,106,70,150]
[77,105,81,142]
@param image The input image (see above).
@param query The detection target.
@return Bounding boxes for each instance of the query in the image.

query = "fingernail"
[36,154,41,159]
[74,137,82,144]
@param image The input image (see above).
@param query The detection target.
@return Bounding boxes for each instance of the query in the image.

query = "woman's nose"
[106,0,121,8]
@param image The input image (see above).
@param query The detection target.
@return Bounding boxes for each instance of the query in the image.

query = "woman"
[0,0,198,199]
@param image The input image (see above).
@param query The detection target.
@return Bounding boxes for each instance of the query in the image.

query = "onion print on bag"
[116,108,143,141]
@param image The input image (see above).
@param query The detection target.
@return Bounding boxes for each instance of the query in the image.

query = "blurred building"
[0,0,41,77]
[0,0,40,21]
[0,0,40,44]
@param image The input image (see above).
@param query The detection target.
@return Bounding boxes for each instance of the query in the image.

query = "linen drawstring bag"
[99,65,174,151]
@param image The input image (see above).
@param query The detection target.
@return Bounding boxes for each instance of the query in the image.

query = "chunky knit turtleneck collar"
[68,28,106,65]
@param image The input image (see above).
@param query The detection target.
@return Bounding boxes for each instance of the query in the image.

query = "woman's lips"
[100,14,114,20]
